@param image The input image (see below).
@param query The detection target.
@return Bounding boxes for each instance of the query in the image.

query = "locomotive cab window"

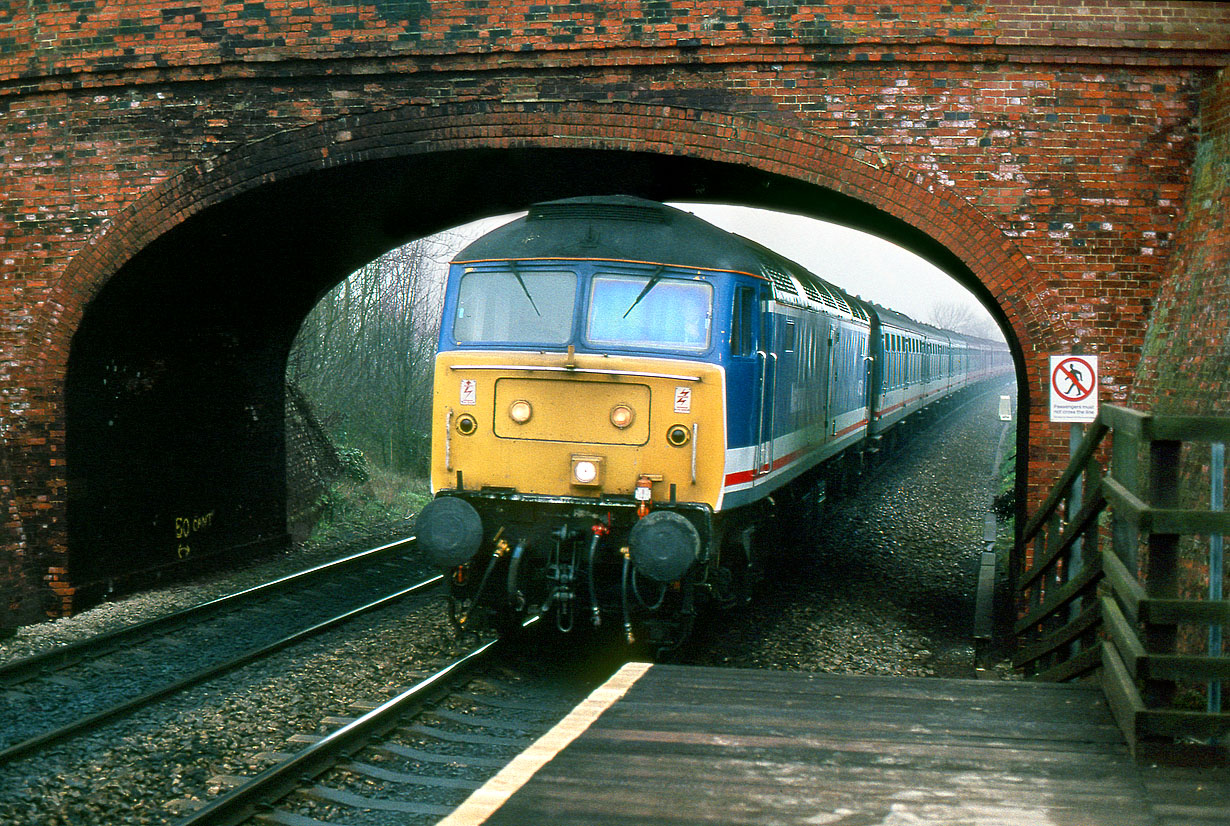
[454,269,577,344]
[586,273,713,352]
[731,285,758,357]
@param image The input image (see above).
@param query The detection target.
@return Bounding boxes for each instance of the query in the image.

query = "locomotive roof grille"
[816,282,850,315]
[826,293,847,313]
[759,261,799,297]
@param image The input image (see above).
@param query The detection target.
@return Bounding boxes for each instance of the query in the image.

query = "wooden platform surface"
[439,663,1230,826]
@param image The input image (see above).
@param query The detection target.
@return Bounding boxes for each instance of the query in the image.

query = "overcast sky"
[427,203,1002,338]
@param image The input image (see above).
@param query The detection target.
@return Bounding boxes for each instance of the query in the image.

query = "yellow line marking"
[434,661,654,826]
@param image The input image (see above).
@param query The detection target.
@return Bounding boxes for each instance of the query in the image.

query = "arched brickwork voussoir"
[44,101,1039,380]
[27,100,1042,617]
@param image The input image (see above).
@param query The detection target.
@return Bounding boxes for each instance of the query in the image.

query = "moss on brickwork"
[1132,68,1229,417]
[1130,68,1230,655]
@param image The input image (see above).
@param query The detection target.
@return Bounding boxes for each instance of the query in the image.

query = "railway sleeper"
[374,742,505,768]
[397,722,530,747]
[341,761,481,790]
[297,784,454,816]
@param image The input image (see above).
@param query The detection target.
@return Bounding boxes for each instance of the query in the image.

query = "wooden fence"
[1014,405,1230,761]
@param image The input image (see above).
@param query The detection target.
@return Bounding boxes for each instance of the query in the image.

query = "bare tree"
[288,236,451,474]
[927,301,1001,340]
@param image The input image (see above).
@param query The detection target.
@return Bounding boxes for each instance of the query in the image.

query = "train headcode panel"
[416,196,1011,653]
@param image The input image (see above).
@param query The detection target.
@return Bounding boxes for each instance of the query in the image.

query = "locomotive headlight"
[508,399,533,424]
[455,414,478,436]
[610,404,635,429]
[570,455,604,487]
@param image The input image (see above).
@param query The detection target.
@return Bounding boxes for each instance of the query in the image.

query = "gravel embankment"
[0,384,1016,825]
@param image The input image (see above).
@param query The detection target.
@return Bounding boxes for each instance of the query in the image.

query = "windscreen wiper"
[623,266,666,319]
[510,262,541,316]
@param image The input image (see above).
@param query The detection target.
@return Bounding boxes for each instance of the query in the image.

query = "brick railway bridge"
[0,2,1227,628]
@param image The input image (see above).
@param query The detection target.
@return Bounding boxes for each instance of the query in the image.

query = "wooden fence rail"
[1014,405,1230,761]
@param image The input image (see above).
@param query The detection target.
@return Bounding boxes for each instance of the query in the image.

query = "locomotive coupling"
[417,496,483,568]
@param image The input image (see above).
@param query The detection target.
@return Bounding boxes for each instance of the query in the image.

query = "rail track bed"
[183,634,605,826]
[0,538,439,765]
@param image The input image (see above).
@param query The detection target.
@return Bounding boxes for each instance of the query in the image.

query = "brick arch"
[49,101,1038,375]
[43,100,1037,609]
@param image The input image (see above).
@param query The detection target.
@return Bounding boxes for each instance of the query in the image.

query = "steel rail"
[0,573,444,766]
[175,616,538,826]
[0,536,416,685]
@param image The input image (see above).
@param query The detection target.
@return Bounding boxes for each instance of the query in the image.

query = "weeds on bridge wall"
[284,235,449,543]
[306,470,433,548]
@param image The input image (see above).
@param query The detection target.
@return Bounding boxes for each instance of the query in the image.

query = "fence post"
[1068,423,1085,658]
[1111,423,1140,576]
[1210,442,1225,716]
[1143,438,1182,709]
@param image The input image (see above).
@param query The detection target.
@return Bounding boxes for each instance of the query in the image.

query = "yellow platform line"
[435,661,653,826]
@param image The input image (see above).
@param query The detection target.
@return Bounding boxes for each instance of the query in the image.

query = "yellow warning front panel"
[430,350,725,509]
[494,378,650,445]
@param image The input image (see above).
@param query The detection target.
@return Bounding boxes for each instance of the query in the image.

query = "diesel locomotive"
[415,196,1012,649]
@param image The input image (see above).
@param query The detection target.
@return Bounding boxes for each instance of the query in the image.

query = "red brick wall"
[1,2,1228,619]
[2,1,1227,77]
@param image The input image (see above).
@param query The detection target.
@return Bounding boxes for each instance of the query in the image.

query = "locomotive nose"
[417,496,483,568]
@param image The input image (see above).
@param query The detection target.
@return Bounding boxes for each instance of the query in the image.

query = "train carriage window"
[588,273,713,352]
[892,335,900,388]
[783,320,796,352]
[455,269,577,344]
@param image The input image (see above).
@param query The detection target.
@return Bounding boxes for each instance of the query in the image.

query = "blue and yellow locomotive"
[415,196,1011,648]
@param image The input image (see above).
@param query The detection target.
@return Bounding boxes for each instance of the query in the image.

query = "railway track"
[177,617,602,826]
[0,537,443,766]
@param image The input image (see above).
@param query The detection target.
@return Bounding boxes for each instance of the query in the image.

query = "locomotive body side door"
[727,282,763,493]
[754,295,777,479]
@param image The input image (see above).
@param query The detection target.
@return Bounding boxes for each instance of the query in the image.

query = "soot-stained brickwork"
[1,2,1228,622]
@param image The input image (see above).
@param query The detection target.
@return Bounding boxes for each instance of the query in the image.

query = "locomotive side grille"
[528,202,668,224]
